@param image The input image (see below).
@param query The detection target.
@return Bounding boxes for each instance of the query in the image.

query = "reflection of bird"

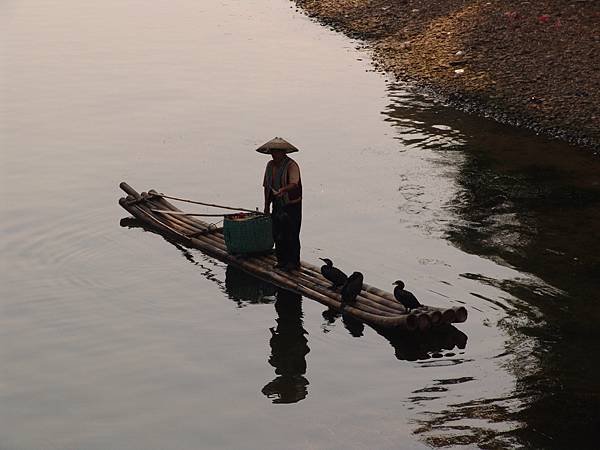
[341,272,363,306]
[393,280,421,312]
[319,258,348,290]
[342,313,365,337]
[322,308,340,324]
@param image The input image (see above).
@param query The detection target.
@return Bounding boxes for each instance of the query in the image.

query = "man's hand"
[264,205,270,214]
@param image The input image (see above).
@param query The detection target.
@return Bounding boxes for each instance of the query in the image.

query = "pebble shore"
[295,0,600,151]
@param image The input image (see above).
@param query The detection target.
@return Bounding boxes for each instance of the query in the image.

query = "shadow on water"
[120,216,470,402]
[384,87,600,448]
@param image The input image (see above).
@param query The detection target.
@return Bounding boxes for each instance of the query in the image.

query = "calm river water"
[2,1,599,449]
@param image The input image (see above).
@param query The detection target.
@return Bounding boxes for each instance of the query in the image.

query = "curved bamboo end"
[416,313,431,331]
[405,314,418,331]
[119,182,140,198]
[428,310,442,326]
[441,308,456,324]
[453,306,468,323]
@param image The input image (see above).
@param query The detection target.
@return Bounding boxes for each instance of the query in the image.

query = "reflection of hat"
[261,375,308,404]
[255,137,299,154]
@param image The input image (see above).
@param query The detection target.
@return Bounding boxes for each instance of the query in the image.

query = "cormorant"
[341,272,364,306]
[393,280,422,312]
[319,258,348,290]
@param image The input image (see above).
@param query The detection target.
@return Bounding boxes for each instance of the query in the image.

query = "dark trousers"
[272,202,302,266]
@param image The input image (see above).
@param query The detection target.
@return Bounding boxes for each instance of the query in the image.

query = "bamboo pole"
[250,258,405,319]
[245,256,416,324]
[428,307,457,324]
[142,197,203,236]
[212,250,422,330]
[148,190,216,231]
[119,199,192,245]
[144,194,214,233]
[120,182,141,199]
[291,258,437,320]
[299,264,410,312]
[452,306,468,323]
[274,259,440,326]
[188,244,415,329]
[134,201,197,239]
[424,309,442,325]
[296,268,407,316]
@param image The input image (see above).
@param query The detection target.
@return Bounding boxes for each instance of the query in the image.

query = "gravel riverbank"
[294,0,600,151]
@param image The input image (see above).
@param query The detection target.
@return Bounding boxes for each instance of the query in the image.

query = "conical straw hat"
[255,137,299,154]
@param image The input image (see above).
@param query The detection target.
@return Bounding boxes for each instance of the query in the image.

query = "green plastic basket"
[223,213,274,254]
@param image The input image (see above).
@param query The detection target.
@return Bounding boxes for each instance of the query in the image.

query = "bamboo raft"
[118,182,467,332]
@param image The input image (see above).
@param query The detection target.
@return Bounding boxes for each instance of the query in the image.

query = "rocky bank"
[294,0,600,151]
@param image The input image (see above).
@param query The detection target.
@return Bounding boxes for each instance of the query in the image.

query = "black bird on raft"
[319,258,348,290]
[341,272,364,307]
[393,280,422,312]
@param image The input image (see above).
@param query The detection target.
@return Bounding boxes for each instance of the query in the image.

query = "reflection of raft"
[118,182,467,332]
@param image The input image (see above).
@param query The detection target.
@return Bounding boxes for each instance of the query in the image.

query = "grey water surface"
[2,1,599,449]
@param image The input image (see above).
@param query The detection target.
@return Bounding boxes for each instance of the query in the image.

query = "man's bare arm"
[273,162,300,196]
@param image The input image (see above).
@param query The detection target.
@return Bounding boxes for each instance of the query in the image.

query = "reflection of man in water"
[262,289,310,404]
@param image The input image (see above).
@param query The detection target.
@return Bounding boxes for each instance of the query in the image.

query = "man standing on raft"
[258,137,302,272]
